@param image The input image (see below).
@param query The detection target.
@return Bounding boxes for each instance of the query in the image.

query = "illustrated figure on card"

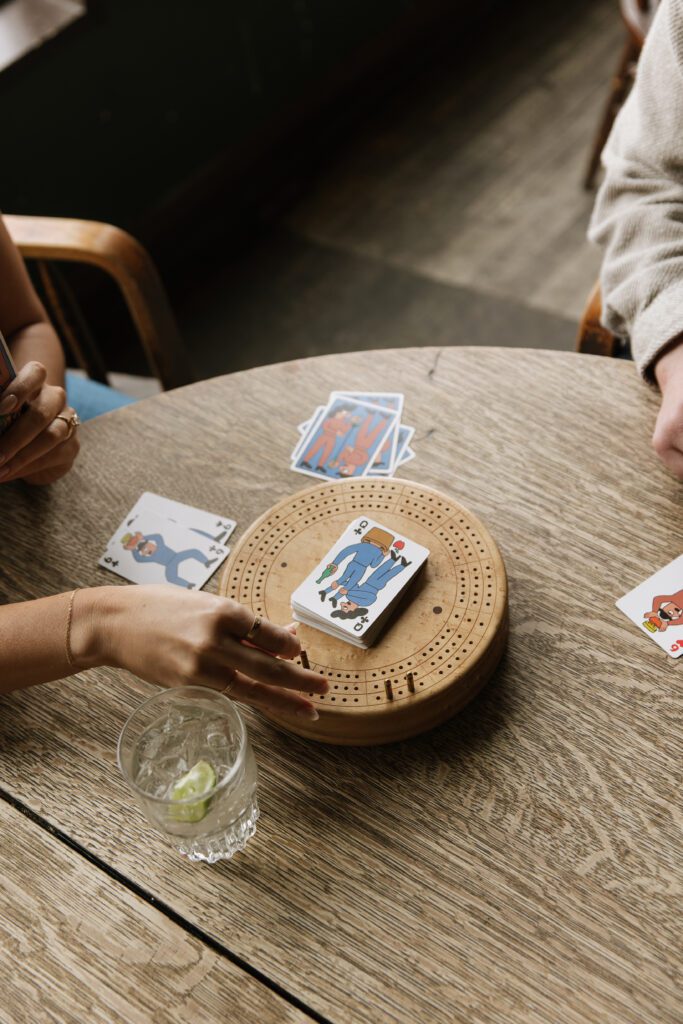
[318,525,394,600]
[643,588,683,632]
[299,404,358,473]
[328,411,392,477]
[121,531,220,589]
[330,554,412,620]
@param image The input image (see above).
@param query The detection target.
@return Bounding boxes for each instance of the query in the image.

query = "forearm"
[0,587,111,693]
[8,321,65,388]
[588,0,683,376]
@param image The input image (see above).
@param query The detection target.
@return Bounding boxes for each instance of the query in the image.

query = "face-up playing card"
[292,397,398,481]
[332,393,404,475]
[291,516,429,647]
[369,424,415,476]
[292,406,324,464]
[129,492,236,546]
[0,329,20,437]
[99,508,230,590]
[616,554,683,658]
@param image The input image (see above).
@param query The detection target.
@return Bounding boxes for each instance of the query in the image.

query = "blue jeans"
[65,373,136,421]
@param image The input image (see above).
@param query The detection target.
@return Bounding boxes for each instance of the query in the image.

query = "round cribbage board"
[220,479,508,745]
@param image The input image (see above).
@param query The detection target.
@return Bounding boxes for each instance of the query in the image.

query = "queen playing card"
[291,516,429,647]
[616,553,683,659]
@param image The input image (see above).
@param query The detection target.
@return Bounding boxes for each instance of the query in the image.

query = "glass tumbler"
[118,686,259,863]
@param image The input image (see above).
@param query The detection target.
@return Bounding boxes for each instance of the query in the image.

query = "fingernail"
[297,707,319,721]
[0,395,17,415]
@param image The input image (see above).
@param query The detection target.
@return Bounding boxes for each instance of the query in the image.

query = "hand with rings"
[75,586,329,721]
[0,360,81,485]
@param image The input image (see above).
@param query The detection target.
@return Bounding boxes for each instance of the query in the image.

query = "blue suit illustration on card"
[329,549,413,620]
[122,530,218,589]
[317,524,395,601]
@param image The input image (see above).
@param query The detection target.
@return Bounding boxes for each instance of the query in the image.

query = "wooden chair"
[576,281,621,357]
[5,215,194,391]
[583,0,659,190]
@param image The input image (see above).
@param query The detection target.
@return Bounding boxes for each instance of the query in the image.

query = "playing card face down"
[99,507,229,590]
[291,516,429,644]
[292,397,398,481]
[616,553,683,658]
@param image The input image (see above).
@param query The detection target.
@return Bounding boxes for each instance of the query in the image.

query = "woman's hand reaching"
[72,586,328,720]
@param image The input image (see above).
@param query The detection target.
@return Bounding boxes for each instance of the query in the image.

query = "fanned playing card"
[292,397,398,481]
[616,554,683,659]
[99,499,232,589]
[291,516,429,647]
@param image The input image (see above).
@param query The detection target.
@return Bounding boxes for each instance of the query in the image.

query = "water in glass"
[118,687,258,863]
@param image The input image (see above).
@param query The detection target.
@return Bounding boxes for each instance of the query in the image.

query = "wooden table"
[1,348,680,1024]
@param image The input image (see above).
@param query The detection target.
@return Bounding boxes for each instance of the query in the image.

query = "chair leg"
[583,36,641,191]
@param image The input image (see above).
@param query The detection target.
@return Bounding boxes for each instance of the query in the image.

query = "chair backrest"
[6,215,194,391]
[576,281,620,357]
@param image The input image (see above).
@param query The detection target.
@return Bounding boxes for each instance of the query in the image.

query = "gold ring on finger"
[244,615,262,642]
[55,411,81,440]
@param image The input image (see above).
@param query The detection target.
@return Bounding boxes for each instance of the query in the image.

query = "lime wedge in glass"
[169,760,217,823]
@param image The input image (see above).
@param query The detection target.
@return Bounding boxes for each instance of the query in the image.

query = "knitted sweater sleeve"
[588,0,683,378]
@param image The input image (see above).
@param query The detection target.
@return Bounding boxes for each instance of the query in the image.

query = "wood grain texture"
[220,478,508,744]
[0,348,681,1024]
[0,800,309,1024]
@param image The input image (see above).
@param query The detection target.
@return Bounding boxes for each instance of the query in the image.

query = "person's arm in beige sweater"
[589,0,683,479]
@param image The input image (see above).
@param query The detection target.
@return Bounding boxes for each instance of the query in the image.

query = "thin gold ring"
[244,615,262,642]
[55,411,81,440]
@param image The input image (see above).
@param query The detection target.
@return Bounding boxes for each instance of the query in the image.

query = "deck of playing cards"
[291,517,429,648]
[616,554,683,659]
[99,492,236,590]
[291,391,415,481]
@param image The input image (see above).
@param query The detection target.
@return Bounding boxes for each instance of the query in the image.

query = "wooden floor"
[178,0,623,376]
[285,0,621,323]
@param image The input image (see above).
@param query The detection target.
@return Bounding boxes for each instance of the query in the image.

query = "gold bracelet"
[65,589,79,672]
